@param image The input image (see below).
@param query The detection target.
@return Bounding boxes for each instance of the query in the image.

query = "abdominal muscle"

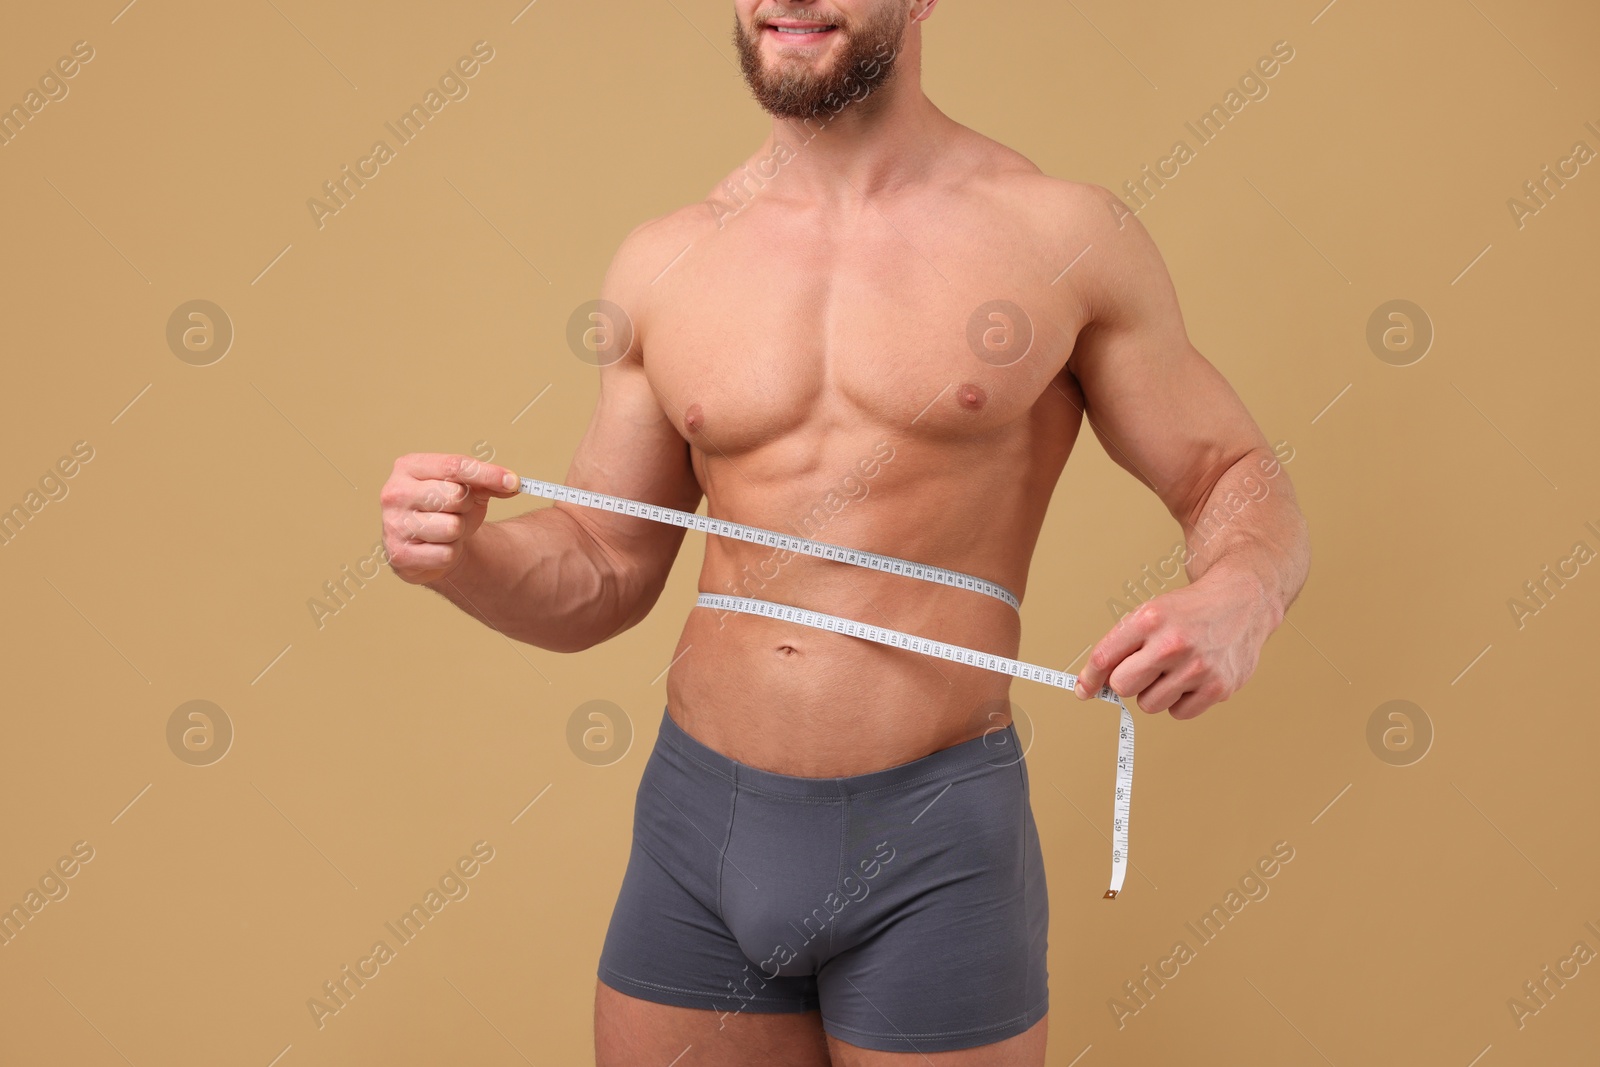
[665,575,1027,777]
[661,439,1068,778]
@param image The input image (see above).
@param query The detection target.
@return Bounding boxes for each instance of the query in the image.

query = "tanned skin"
[379,2,1310,1063]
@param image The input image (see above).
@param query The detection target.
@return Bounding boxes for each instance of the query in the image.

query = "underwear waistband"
[655,705,1020,800]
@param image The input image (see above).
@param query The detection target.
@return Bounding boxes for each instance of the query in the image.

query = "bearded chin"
[732,12,904,119]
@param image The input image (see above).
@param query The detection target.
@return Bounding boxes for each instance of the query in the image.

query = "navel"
[685,403,705,434]
[956,383,988,411]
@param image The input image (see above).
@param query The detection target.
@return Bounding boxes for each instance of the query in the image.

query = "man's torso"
[636,130,1108,775]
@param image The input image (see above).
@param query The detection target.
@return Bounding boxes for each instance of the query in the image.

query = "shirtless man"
[379,1,1310,1063]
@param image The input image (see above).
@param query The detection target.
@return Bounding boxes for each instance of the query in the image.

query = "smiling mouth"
[764,23,839,40]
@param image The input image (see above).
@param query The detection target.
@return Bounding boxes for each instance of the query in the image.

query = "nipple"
[685,403,705,434]
[956,383,988,410]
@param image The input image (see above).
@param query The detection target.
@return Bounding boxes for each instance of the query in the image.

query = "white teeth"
[772,26,829,33]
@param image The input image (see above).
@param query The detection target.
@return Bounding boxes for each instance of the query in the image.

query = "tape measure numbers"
[519,476,1135,898]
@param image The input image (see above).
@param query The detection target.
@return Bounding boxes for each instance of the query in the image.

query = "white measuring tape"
[520,477,1134,898]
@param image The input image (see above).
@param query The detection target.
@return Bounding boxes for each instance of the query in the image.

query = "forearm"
[423,507,635,653]
[1180,447,1310,627]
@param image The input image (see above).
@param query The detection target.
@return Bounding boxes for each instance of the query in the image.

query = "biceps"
[560,355,703,585]
[1079,335,1266,521]
[1069,241,1267,523]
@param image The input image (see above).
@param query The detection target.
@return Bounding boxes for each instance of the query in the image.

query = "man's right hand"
[380,453,522,586]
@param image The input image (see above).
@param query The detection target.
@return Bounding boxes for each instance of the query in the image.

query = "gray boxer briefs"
[597,705,1049,1054]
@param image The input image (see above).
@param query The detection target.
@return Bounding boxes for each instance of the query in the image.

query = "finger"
[399,510,465,545]
[1106,645,1169,708]
[1075,612,1154,699]
[408,479,478,515]
[399,453,521,495]
[1167,687,1220,720]
[388,540,459,576]
[1134,671,1190,715]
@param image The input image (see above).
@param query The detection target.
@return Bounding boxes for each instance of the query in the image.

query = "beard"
[731,5,906,119]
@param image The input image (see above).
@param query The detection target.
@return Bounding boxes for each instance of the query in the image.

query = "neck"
[759,30,950,201]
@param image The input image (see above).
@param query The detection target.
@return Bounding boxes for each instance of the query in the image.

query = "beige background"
[2,1,1598,1064]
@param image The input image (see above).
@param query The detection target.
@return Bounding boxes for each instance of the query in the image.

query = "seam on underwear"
[1017,751,1029,1005]
[716,763,737,920]
[832,787,846,957]
[823,992,1049,1040]
[661,729,1003,802]
[600,966,814,1007]
[660,734,741,788]
[632,834,718,923]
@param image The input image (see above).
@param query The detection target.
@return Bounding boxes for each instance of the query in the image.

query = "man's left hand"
[1072,569,1280,720]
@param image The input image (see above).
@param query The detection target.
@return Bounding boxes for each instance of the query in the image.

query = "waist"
[666,606,1023,775]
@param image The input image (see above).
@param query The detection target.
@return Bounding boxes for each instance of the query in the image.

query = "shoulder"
[989,165,1142,255]
[993,168,1173,328]
[948,130,1146,260]
[947,131,1126,227]
[596,201,720,360]
[955,135,1162,323]
[603,202,718,295]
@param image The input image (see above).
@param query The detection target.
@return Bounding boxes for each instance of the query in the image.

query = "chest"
[641,202,1086,454]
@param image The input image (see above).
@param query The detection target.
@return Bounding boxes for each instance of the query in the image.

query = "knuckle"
[1155,632,1191,659]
